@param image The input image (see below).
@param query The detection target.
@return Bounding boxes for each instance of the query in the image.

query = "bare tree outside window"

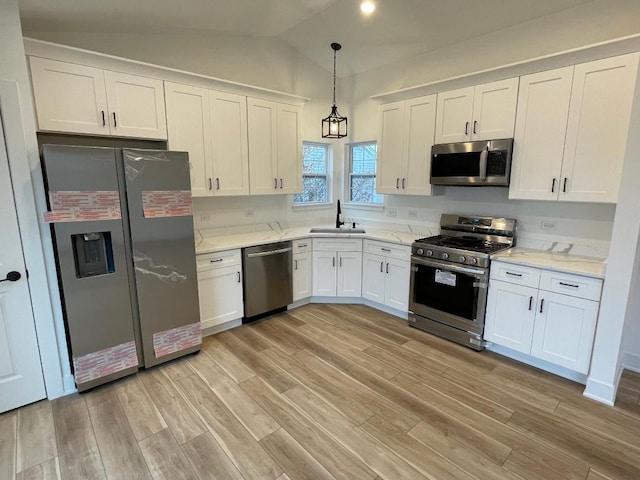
[294,143,330,204]
[349,142,383,204]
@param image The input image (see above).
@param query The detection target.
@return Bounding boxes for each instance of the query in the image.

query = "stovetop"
[415,235,510,255]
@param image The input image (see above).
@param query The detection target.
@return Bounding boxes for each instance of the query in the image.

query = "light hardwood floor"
[2,303,640,480]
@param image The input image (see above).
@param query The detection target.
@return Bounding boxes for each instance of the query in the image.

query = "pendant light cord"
[332,47,337,107]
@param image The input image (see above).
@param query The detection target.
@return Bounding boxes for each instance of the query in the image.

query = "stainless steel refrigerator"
[42,145,201,391]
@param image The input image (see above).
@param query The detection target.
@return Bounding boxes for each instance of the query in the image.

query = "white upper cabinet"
[561,53,640,203]
[165,83,212,196]
[510,53,639,203]
[509,67,574,201]
[247,98,302,195]
[165,83,249,197]
[30,57,167,140]
[435,78,519,144]
[377,95,437,196]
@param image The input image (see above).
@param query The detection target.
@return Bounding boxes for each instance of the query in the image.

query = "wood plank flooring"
[2,303,640,480]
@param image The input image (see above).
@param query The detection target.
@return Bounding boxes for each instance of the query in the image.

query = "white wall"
[0,0,68,398]
[622,238,640,372]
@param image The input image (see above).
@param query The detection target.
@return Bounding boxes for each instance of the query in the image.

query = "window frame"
[293,141,332,206]
[346,141,383,206]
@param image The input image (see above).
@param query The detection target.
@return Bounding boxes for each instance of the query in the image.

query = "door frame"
[0,79,70,399]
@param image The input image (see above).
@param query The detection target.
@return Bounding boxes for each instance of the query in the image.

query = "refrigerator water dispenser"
[72,232,114,278]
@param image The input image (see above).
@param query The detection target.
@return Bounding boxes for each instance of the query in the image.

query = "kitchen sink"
[309,227,366,234]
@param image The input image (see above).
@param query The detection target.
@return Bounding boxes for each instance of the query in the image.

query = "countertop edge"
[490,250,606,279]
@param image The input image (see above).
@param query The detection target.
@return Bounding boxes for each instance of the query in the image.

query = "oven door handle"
[411,256,487,276]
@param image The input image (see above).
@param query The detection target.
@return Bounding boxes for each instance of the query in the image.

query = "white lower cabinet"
[292,239,312,301]
[312,239,362,298]
[196,250,244,330]
[485,261,602,375]
[361,240,411,312]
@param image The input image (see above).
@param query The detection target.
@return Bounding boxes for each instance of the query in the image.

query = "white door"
[104,71,167,139]
[293,253,312,302]
[165,82,213,197]
[337,251,363,297]
[362,253,386,303]
[248,98,278,195]
[312,252,337,297]
[484,280,537,354]
[210,91,250,196]
[29,56,109,136]
[531,292,599,374]
[376,101,404,194]
[509,67,573,201]
[471,78,519,141]
[0,118,46,413]
[435,86,474,144]
[385,258,411,312]
[276,103,302,194]
[560,53,640,203]
[403,95,437,195]
[197,266,244,330]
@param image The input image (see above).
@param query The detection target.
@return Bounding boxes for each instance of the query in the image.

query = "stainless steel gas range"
[409,214,516,351]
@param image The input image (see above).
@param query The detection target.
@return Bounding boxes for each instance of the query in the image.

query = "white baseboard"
[623,352,640,373]
[584,377,617,406]
[288,298,311,309]
[202,318,242,337]
[361,299,408,320]
[310,296,362,304]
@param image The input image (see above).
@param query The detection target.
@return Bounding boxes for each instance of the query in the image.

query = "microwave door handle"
[479,146,489,182]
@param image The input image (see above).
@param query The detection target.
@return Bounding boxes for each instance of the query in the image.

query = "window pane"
[351,144,377,174]
[294,176,327,203]
[302,144,328,174]
[349,142,382,204]
[350,175,383,203]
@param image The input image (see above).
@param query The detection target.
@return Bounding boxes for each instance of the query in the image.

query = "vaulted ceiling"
[19,0,596,76]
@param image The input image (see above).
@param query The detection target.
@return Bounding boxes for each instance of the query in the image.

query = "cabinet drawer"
[363,239,410,260]
[313,238,362,252]
[539,270,602,301]
[490,261,541,288]
[293,238,310,253]
[197,249,241,271]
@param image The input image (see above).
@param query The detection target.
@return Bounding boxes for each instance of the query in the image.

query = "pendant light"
[322,42,348,138]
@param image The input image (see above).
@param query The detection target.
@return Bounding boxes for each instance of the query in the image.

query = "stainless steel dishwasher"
[242,241,293,322]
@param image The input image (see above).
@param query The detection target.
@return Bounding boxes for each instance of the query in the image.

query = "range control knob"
[469,258,478,265]
[426,250,433,257]
[459,256,466,263]
[416,248,424,255]
[441,252,449,260]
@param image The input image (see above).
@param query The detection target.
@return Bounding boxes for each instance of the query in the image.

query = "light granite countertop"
[195,226,422,255]
[491,248,607,279]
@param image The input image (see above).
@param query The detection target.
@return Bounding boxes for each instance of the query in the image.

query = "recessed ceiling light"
[361,1,375,15]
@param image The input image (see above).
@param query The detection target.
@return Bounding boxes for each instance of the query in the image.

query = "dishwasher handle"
[246,247,292,258]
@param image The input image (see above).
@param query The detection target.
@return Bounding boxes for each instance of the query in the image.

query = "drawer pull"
[528,296,533,311]
[559,281,579,288]
[540,299,545,313]
[381,248,391,252]
[298,243,307,248]
[210,258,224,263]
[506,272,523,277]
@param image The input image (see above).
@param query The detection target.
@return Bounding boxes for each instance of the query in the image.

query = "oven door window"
[413,263,479,320]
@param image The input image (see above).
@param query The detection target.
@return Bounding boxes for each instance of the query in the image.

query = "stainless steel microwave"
[430,139,513,186]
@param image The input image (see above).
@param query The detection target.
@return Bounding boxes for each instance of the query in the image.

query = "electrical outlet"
[541,220,557,230]
[200,214,211,222]
[388,207,397,218]
[408,210,418,218]
[245,210,255,217]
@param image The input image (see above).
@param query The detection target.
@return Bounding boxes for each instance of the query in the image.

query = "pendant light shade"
[322,42,348,138]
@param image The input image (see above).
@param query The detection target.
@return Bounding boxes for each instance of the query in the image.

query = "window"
[294,142,331,204]
[349,142,383,204]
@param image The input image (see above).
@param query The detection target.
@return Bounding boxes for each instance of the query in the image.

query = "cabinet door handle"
[559,281,579,288]
[396,178,400,189]
[386,263,389,274]
[332,257,335,267]
[101,110,106,127]
[465,122,469,135]
[216,178,220,190]
[506,271,523,277]
[473,120,477,134]
[112,112,117,128]
[274,178,278,189]
[208,178,213,190]
[540,298,545,313]
[380,261,384,272]
[563,177,568,193]
[294,259,298,270]
[528,296,533,311]
[339,257,343,267]
[280,178,283,189]
[237,272,241,283]
[551,178,556,193]
[402,178,405,189]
